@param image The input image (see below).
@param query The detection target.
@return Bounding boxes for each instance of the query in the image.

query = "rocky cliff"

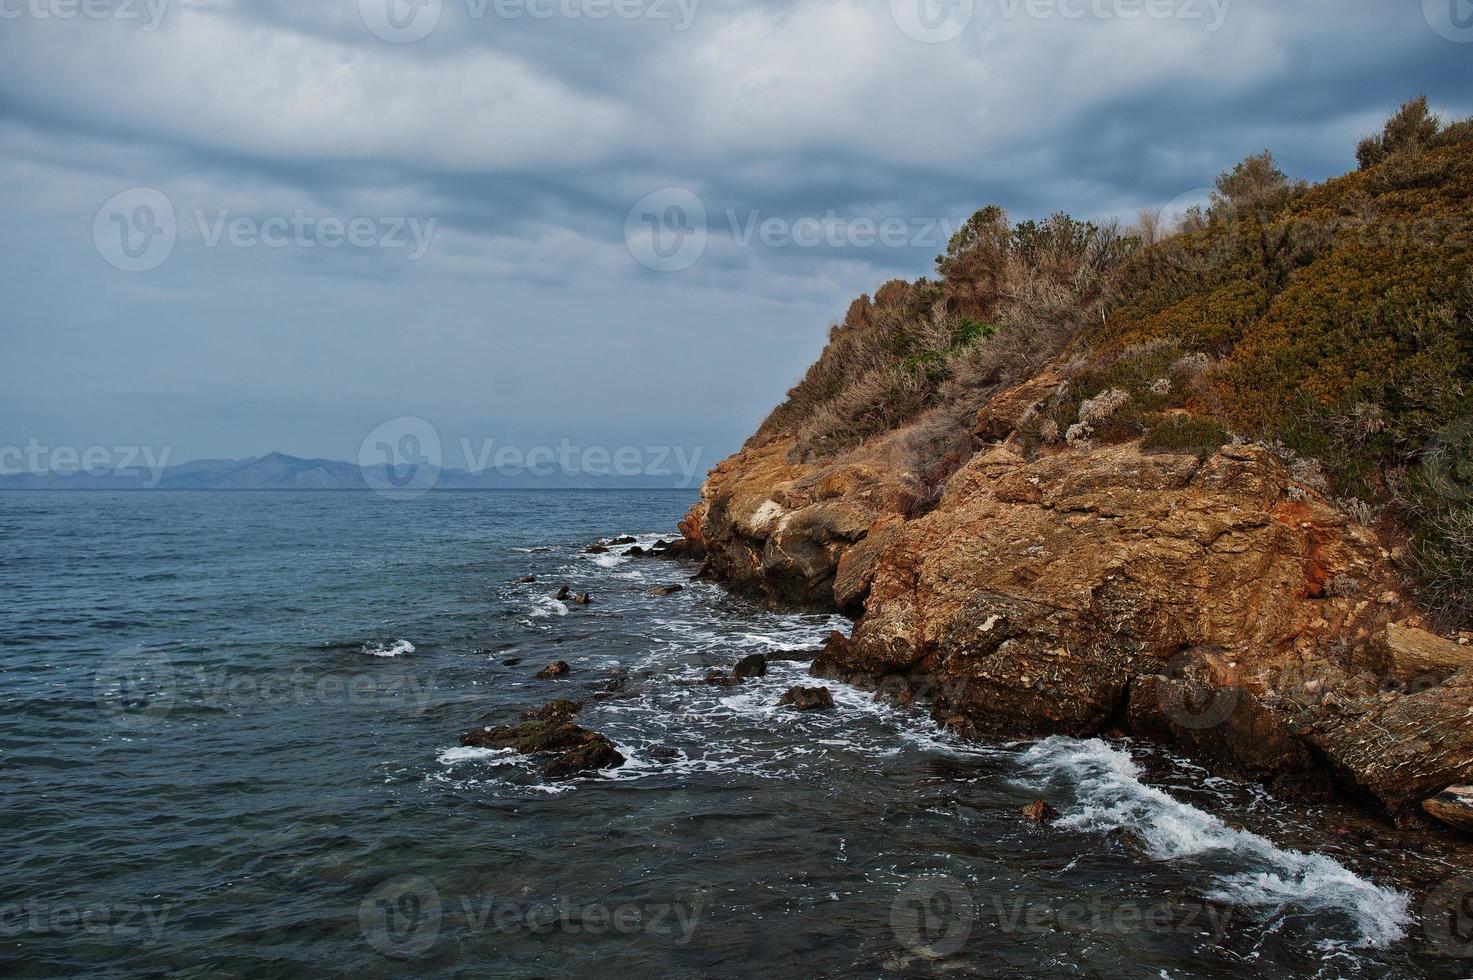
[672,102,1473,834]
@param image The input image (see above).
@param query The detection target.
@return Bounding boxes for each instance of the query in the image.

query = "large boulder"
[1372,622,1472,683]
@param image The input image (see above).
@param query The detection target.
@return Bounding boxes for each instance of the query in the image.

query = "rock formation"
[678,382,1473,831]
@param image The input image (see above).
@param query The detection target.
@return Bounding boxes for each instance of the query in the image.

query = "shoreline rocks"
[672,404,1473,831]
[535,660,571,679]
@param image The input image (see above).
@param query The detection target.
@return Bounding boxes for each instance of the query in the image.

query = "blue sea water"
[1,490,1470,978]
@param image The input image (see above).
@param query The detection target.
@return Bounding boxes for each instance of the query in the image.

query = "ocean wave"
[361,639,415,658]
[1017,736,1412,949]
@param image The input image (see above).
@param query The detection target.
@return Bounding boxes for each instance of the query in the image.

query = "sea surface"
[2,490,1471,978]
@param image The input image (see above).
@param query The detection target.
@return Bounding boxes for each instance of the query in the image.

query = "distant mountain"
[0,452,698,490]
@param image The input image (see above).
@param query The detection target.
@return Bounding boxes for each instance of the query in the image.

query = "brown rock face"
[684,438,913,608]
[680,386,1473,827]
[1423,786,1473,834]
[1373,622,1472,683]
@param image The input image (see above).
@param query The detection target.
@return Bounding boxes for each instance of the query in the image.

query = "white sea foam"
[437,745,516,765]
[362,639,415,658]
[1017,737,1412,949]
[529,597,569,618]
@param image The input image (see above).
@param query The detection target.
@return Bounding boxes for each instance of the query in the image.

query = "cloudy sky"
[2,0,1469,474]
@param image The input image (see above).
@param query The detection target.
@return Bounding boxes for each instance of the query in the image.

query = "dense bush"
[1099,99,1473,624]
[753,210,1133,458]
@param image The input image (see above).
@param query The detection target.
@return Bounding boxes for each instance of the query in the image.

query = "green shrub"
[1142,416,1233,460]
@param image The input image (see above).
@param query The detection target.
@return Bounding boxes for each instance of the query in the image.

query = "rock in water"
[608,536,637,546]
[513,575,537,584]
[733,654,768,678]
[521,699,583,722]
[585,544,609,554]
[535,660,571,679]
[572,592,592,605]
[542,736,624,779]
[553,586,571,601]
[646,584,684,597]
[705,670,742,687]
[1021,799,1058,824]
[779,686,835,711]
[1422,786,1473,834]
[459,717,623,779]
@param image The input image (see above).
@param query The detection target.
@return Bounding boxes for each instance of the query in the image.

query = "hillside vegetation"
[752,98,1473,626]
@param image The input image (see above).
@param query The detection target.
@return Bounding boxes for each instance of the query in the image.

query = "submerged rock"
[513,575,537,584]
[779,686,835,711]
[572,592,592,606]
[585,544,609,555]
[733,654,768,678]
[535,660,571,679]
[1021,799,1058,824]
[647,584,685,597]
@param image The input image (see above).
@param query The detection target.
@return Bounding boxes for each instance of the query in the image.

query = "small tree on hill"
[1357,95,1442,170]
